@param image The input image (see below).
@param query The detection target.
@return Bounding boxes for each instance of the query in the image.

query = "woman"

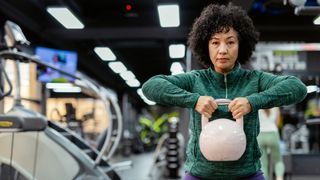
[142,3,307,179]
[258,107,285,180]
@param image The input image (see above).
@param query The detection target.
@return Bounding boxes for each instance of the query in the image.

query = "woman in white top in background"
[258,107,285,180]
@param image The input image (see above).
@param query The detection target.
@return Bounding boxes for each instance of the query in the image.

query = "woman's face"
[208,27,239,74]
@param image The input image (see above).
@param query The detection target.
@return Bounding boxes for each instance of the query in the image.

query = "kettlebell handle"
[201,98,244,128]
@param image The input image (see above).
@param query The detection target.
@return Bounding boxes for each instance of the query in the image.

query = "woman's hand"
[228,97,252,119]
[195,96,218,118]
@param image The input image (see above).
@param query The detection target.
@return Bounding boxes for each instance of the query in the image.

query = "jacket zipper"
[224,74,228,99]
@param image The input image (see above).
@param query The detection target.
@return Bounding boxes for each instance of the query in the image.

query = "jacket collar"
[208,62,241,84]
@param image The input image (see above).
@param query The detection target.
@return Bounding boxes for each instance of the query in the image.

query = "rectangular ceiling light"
[169,44,185,58]
[94,47,116,61]
[170,62,184,75]
[126,79,140,87]
[108,61,127,73]
[47,7,84,29]
[120,70,136,81]
[46,83,73,89]
[137,88,144,96]
[137,88,156,105]
[53,86,81,93]
[157,4,180,27]
[314,15,320,25]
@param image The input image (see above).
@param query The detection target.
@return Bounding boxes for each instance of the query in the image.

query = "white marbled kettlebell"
[199,99,246,161]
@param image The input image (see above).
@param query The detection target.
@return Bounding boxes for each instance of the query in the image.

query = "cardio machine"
[0,20,128,180]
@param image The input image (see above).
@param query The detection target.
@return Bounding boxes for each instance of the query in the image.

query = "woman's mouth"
[218,58,228,62]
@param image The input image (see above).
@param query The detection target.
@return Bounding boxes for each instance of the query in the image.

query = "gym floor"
[110,151,184,180]
[110,152,320,180]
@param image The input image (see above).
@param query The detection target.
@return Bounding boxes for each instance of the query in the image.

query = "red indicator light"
[126,4,132,11]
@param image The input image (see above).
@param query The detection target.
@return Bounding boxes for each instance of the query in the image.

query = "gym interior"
[0,0,320,180]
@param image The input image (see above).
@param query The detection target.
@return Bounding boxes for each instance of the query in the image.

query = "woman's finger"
[209,99,218,110]
[203,112,212,119]
[232,109,243,119]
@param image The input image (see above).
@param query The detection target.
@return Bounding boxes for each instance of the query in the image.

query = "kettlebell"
[199,98,246,161]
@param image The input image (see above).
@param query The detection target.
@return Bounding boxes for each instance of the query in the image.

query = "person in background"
[258,107,285,180]
[142,3,307,179]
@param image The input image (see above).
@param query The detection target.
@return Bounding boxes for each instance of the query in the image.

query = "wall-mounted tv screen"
[35,46,78,83]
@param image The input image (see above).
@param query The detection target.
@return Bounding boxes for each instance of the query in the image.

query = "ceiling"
[0,0,319,108]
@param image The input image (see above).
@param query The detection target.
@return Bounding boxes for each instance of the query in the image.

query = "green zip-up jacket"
[142,63,307,179]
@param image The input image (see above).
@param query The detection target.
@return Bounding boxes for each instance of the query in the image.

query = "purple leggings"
[184,170,265,180]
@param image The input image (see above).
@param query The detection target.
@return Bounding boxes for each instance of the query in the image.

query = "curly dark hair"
[187,3,259,68]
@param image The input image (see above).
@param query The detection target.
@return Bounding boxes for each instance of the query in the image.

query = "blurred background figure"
[258,107,285,180]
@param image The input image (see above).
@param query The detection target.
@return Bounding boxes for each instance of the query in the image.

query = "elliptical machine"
[0,20,128,180]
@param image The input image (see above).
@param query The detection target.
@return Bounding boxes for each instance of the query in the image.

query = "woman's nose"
[218,43,227,54]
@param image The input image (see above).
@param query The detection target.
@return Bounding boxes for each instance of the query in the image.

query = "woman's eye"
[228,41,235,45]
[211,42,219,45]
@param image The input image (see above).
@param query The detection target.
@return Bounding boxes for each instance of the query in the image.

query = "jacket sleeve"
[246,71,307,112]
[142,72,201,108]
